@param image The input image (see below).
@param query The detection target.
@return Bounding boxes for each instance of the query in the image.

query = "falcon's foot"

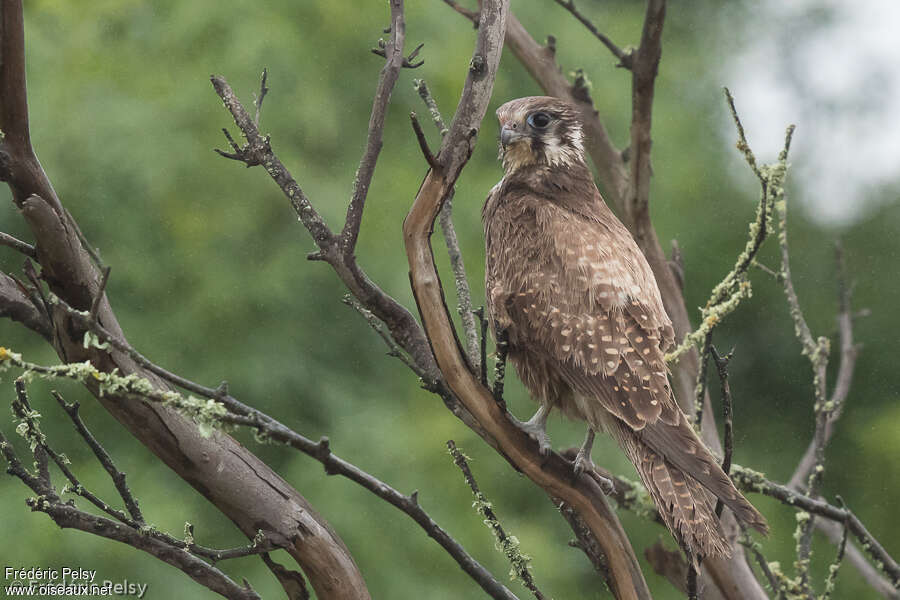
[573,428,596,476]
[571,429,613,493]
[510,404,552,456]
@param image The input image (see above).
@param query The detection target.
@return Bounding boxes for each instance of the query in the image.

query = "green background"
[1,1,897,598]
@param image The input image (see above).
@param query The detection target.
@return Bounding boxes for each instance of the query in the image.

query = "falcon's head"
[496,96,585,173]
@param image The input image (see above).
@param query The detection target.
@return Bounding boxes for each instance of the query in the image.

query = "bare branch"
[787,242,860,491]
[442,0,480,25]
[821,502,849,600]
[52,391,144,523]
[2,0,372,586]
[405,2,653,597]
[253,68,268,127]
[624,0,665,235]
[1,345,517,600]
[340,0,407,254]
[709,346,734,520]
[0,231,36,257]
[731,465,900,587]
[211,74,440,386]
[666,94,795,364]
[0,271,51,340]
[551,0,632,68]
[410,112,439,169]
[448,441,541,600]
[1,383,262,600]
[772,140,831,592]
[342,294,432,383]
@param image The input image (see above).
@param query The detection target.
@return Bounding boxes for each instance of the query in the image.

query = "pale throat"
[501,126,585,174]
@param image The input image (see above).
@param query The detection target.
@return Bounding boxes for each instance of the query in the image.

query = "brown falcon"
[483,96,768,557]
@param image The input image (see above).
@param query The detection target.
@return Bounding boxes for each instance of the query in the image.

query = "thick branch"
[0,389,261,600]
[1,0,370,593]
[414,78,481,373]
[404,3,651,599]
[624,0,665,236]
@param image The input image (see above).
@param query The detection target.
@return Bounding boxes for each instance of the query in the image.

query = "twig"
[210,74,440,386]
[787,242,860,491]
[693,332,712,428]
[821,498,850,600]
[342,295,433,384]
[253,68,268,127]
[730,465,900,587]
[410,112,439,170]
[551,0,632,68]
[0,347,518,600]
[52,391,144,523]
[709,346,734,519]
[448,441,546,600]
[372,40,424,68]
[88,265,111,325]
[442,0,480,25]
[666,96,795,364]
[624,0,665,233]
[773,137,829,592]
[2,383,262,600]
[741,533,782,598]
[413,79,449,135]
[340,0,407,255]
[0,231,36,258]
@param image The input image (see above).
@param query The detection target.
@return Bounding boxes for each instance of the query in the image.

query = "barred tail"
[608,414,768,558]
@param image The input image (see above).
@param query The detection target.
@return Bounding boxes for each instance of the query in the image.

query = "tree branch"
[1,0,371,594]
[1,383,263,600]
[0,271,52,340]
[414,78,481,373]
[448,441,540,599]
[0,230,36,257]
[0,346,519,600]
[731,465,900,587]
[787,242,860,491]
[340,0,407,255]
[405,2,653,598]
[550,0,632,68]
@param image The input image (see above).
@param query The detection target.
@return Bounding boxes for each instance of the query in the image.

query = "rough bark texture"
[0,2,369,597]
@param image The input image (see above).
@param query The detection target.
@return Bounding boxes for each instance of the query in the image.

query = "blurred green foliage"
[1,1,897,598]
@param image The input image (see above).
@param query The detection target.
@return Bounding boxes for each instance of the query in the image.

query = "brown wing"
[486,184,676,429]
[485,182,769,539]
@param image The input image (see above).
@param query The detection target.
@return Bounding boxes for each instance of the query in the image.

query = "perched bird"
[483,96,768,558]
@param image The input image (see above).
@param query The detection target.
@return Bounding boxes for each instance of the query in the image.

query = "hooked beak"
[500,123,524,147]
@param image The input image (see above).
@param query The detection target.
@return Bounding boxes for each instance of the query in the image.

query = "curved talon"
[510,404,553,456]
[595,474,615,495]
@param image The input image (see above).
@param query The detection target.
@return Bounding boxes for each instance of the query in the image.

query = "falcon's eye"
[527,112,552,129]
